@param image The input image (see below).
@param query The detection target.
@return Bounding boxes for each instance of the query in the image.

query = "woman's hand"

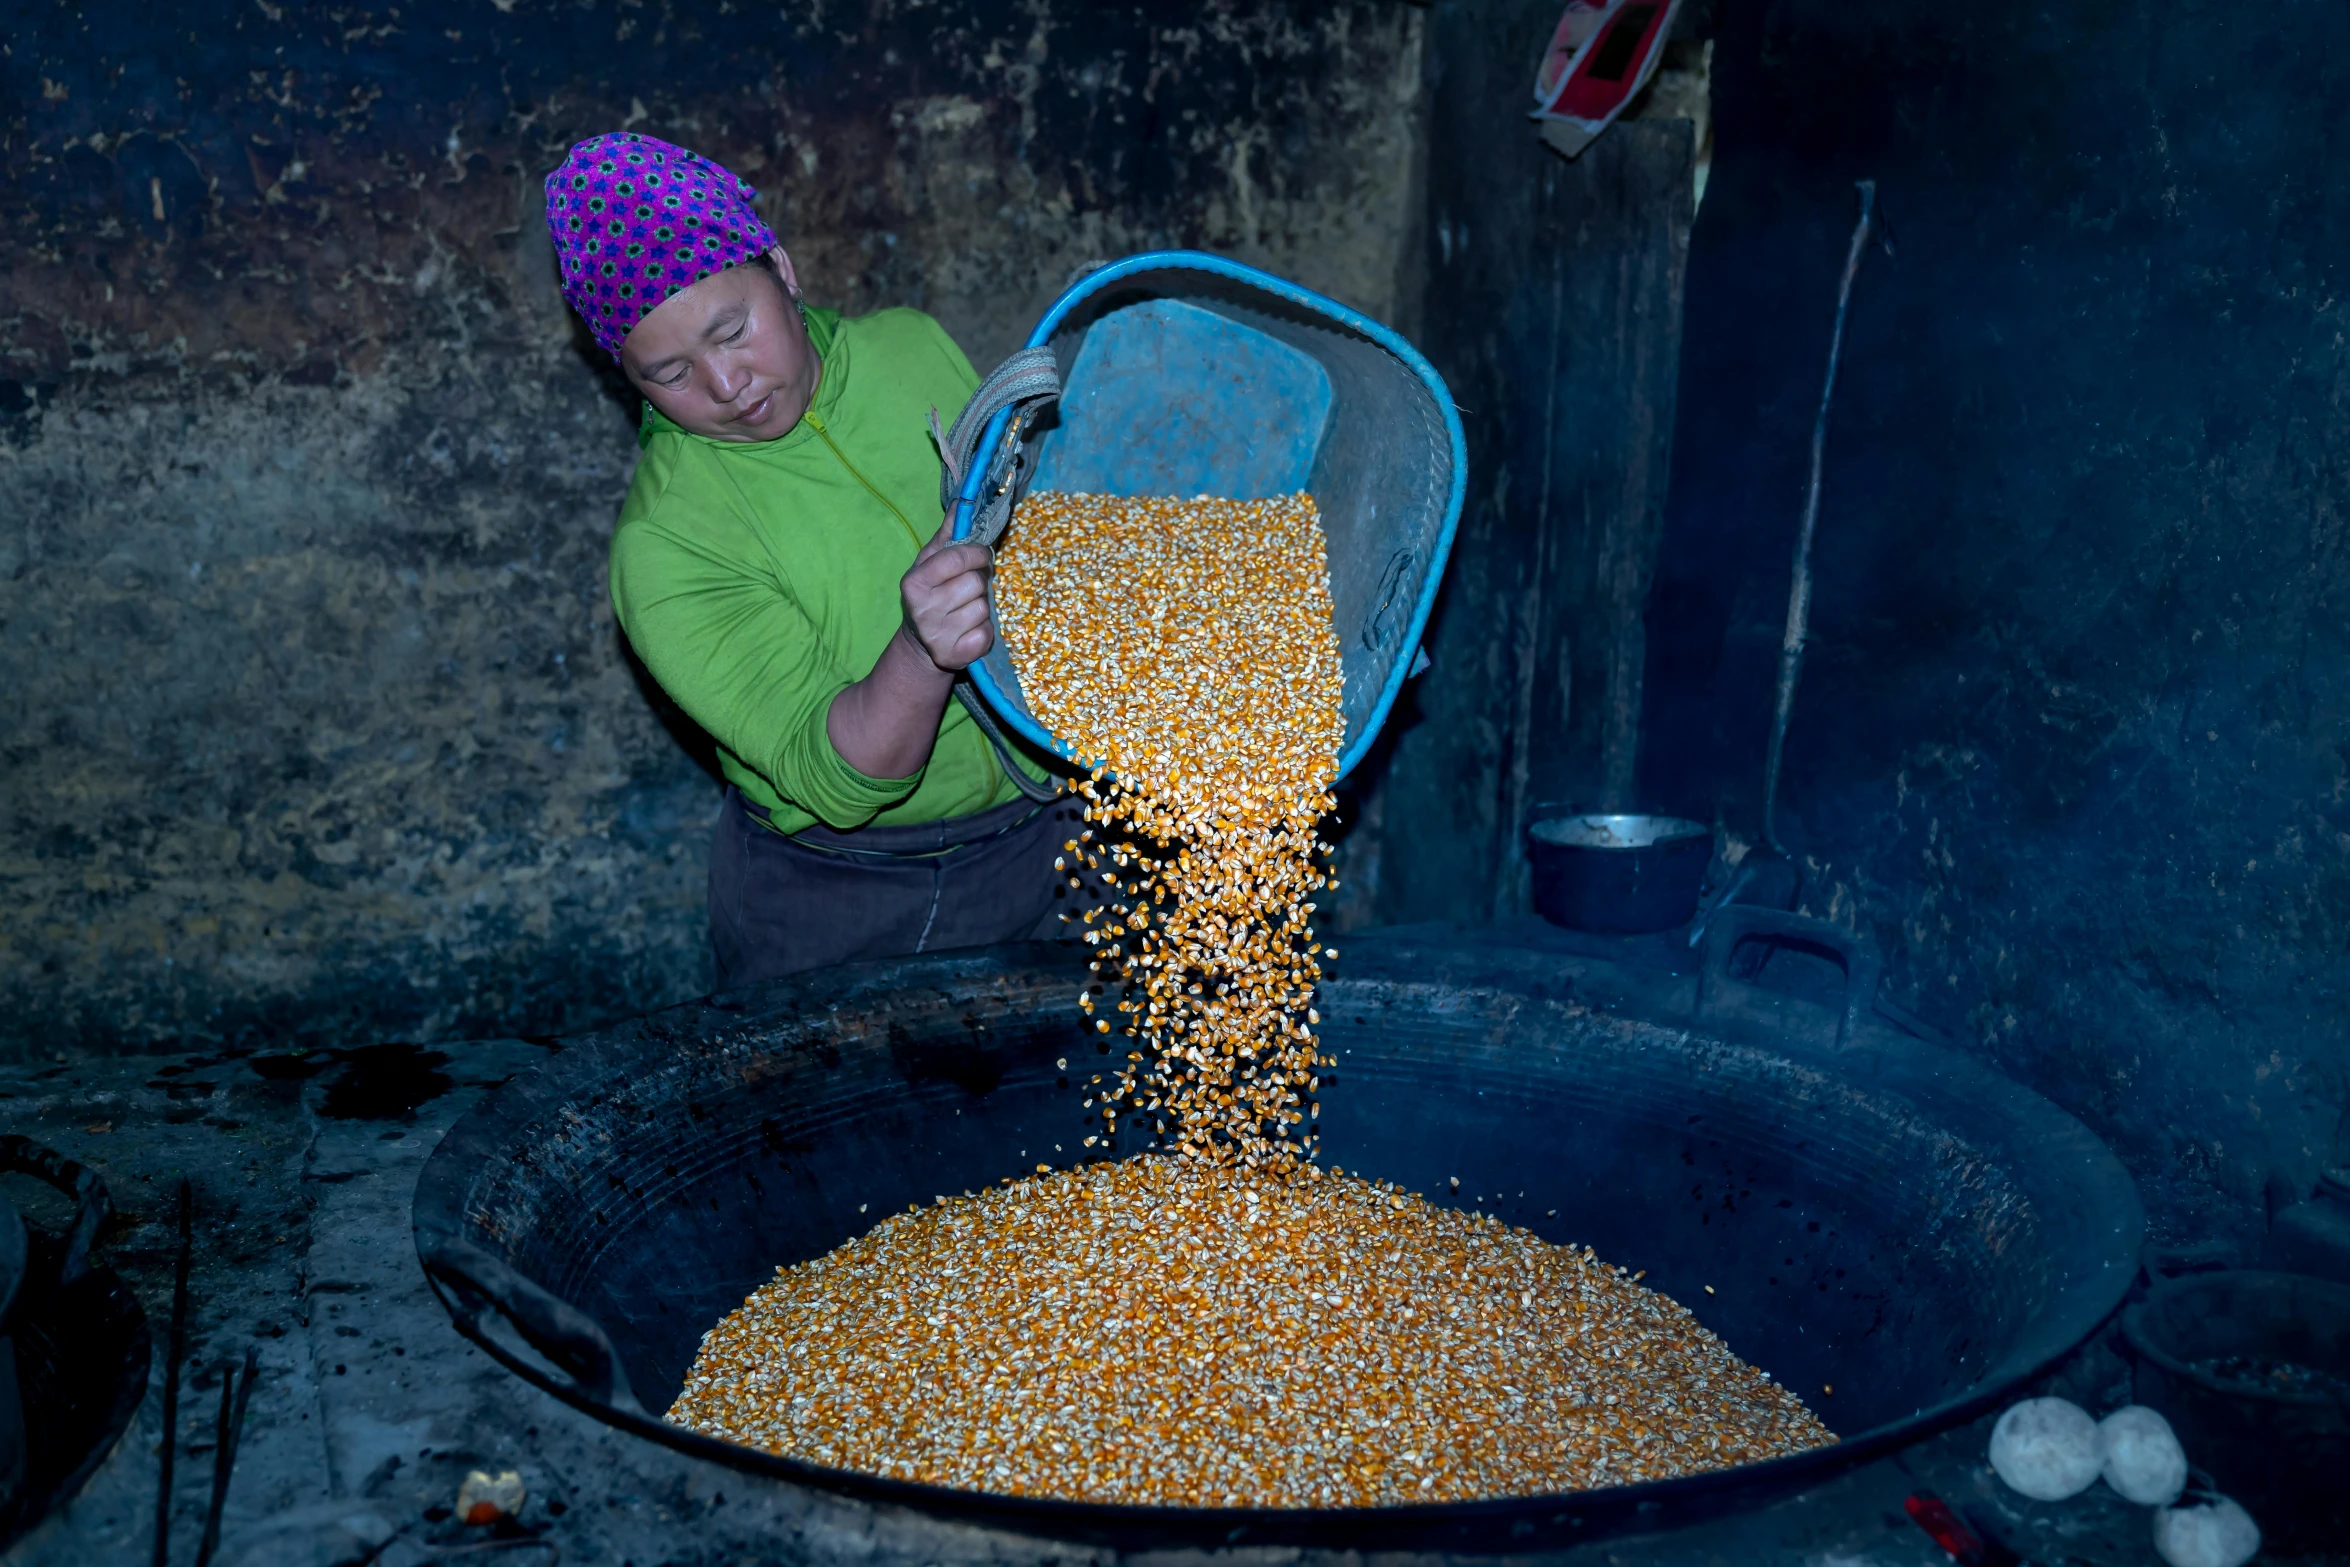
[899,519,996,673]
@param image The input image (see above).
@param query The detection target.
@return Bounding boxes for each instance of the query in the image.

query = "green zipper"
[803,411,923,551]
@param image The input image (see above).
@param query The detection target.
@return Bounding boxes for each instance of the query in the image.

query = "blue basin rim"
[952,250,1469,785]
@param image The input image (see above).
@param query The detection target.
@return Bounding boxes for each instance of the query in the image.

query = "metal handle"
[1695,905,1881,1050]
[419,1236,646,1417]
[0,1134,109,1286]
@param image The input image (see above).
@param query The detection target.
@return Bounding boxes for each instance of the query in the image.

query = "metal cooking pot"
[0,1137,147,1552]
[2122,1269,2350,1552]
[1527,812,1713,934]
[414,914,2142,1554]
[0,1185,23,1509]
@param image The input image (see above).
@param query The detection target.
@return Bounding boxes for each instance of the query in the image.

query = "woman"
[546,132,1083,989]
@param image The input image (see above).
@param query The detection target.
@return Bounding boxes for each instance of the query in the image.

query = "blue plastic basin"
[952,252,1467,783]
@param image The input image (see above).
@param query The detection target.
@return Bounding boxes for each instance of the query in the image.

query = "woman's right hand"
[899,518,997,673]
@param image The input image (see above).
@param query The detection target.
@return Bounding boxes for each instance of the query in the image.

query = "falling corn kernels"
[995,492,1342,1171]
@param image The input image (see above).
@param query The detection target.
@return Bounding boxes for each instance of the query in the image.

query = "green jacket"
[610,306,1049,834]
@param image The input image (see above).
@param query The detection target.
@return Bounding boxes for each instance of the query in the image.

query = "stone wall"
[0,0,1427,1056]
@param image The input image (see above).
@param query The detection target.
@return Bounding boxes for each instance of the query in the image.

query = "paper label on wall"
[1531,0,1684,159]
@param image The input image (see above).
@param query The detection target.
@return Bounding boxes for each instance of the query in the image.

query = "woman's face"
[620,247,819,442]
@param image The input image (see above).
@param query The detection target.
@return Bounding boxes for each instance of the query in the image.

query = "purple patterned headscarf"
[544,132,781,359]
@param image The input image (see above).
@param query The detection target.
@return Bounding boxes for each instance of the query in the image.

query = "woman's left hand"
[899,519,996,673]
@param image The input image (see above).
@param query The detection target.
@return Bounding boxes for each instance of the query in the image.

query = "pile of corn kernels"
[667,1159,1835,1505]
[666,489,1836,1505]
[992,491,1345,1170]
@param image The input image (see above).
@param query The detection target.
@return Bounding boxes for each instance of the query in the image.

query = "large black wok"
[413,912,2141,1552]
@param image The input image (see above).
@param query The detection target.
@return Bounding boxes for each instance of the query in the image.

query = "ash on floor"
[0,1042,2296,1567]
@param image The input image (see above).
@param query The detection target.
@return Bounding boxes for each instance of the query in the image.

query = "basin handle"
[0,1134,110,1286]
[1695,905,1881,1050]
[420,1236,647,1417]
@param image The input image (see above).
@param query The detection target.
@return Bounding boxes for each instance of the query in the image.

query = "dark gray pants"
[709,787,1095,991]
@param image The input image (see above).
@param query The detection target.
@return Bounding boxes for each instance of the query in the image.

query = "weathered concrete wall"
[0,0,1427,1056]
[1643,0,2350,1240]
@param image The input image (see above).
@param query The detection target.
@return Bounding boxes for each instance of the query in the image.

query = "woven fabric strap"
[933,346,1062,549]
[926,345,1066,801]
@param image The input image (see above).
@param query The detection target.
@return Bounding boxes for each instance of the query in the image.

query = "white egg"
[1988,1396,2102,1501]
[2099,1404,2187,1506]
[2152,1495,2261,1567]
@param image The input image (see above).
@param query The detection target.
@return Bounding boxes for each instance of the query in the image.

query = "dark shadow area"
[314,1043,456,1122]
[1639,0,2350,1241]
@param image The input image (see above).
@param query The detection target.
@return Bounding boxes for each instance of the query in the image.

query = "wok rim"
[413,930,2144,1549]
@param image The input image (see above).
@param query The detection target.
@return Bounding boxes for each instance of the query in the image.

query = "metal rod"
[194,1345,257,1567]
[1762,179,1888,855]
[152,1178,192,1567]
